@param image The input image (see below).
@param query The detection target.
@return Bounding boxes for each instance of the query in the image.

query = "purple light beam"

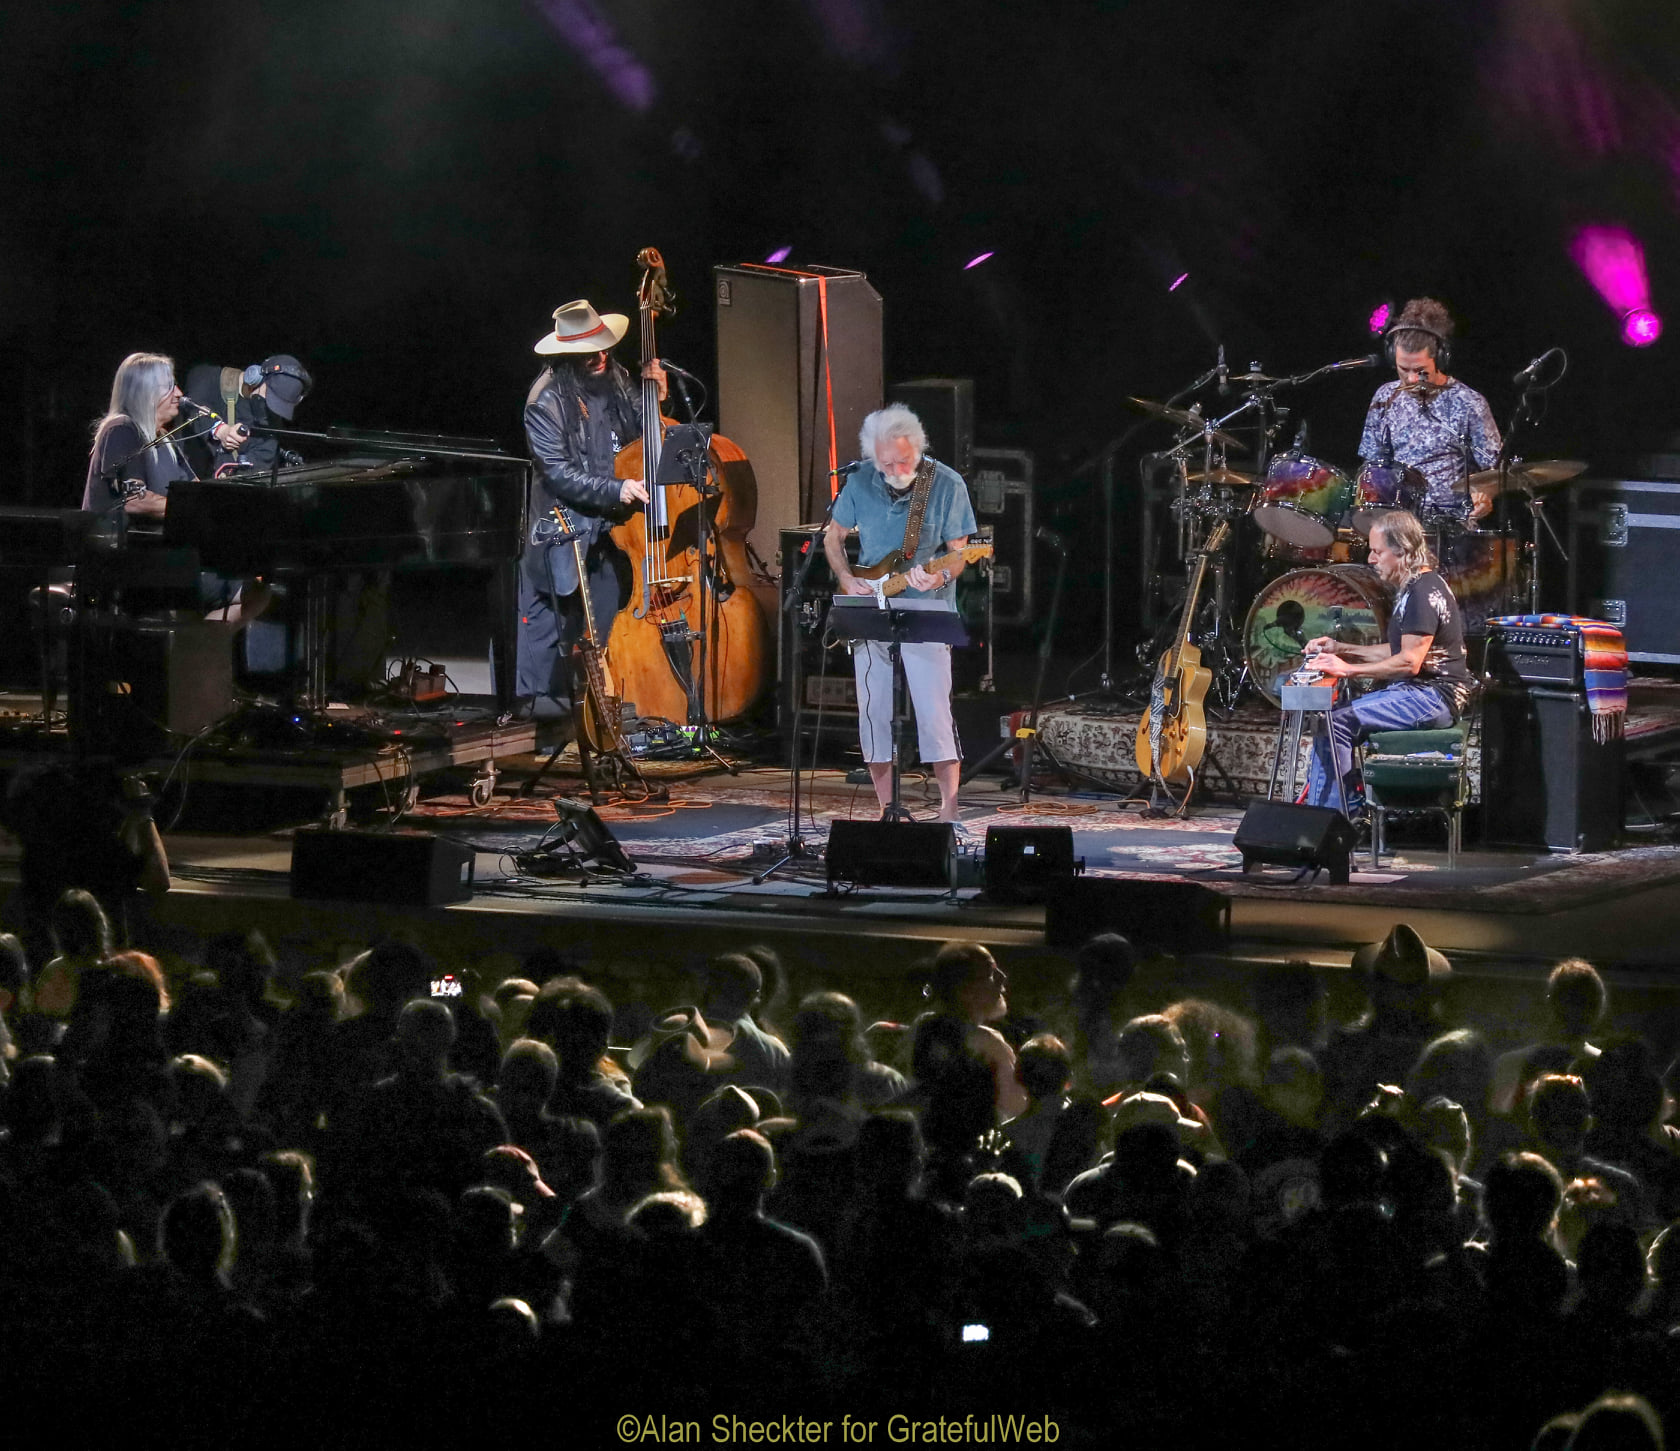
[764,246,792,265]
[531,0,656,113]
[964,252,993,271]
[1168,272,1189,292]
[1570,225,1662,347]
[1368,302,1391,335]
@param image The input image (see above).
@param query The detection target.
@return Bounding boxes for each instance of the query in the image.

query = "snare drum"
[1243,564,1394,708]
[1252,454,1354,549]
[1350,461,1427,536]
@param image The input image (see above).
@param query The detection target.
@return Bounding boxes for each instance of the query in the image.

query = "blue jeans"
[1306,680,1453,814]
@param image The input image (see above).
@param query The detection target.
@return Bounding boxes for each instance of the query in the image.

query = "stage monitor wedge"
[1044,878,1230,954]
[1233,800,1357,884]
[826,819,955,891]
[291,828,475,906]
[715,263,882,571]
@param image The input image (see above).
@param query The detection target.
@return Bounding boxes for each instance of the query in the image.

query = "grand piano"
[162,437,529,706]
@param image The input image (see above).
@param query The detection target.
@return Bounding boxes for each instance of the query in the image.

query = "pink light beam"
[1368,302,1391,335]
[964,252,994,270]
[1570,225,1662,349]
[764,246,792,265]
[1168,272,1189,292]
[1623,308,1663,347]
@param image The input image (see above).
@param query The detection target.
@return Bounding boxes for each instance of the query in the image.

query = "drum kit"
[1127,369,1587,714]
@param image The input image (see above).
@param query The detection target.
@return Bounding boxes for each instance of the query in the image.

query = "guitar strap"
[218,367,242,428]
[897,457,938,563]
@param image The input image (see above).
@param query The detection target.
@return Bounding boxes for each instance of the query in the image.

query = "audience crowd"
[1,881,1677,1448]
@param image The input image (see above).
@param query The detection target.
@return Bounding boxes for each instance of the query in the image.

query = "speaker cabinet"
[983,825,1078,903]
[1482,685,1623,852]
[69,611,235,758]
[1233,799,1358,884]
[826,819,955,890]
[888,378,974,477]
[291,829,476,905]
[1044,877,1230,953]
[715,264,882,571]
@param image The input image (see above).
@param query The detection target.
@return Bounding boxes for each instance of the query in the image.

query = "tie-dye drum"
[1243,564,1394,708]
[1439,529,1524,636]
[1350,461,1428,536]
[1252,454,1355,548]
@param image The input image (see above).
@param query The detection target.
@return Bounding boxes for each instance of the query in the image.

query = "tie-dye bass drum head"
[1438,530,1525,636]
[1243,564,1394,708]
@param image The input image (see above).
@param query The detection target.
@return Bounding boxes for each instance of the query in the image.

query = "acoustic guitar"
[851,543,994,600]
[1133,521,1230,799]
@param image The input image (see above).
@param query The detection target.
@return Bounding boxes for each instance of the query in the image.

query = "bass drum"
[1439,529,1525,637]
[1243,564,1394,709]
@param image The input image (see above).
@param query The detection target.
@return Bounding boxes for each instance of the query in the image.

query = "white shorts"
[852,640,959,764]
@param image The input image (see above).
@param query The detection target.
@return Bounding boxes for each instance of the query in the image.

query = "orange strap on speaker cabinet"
[738,261,841,498]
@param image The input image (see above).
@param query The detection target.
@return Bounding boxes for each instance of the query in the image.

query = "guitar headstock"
[636,247,675,319]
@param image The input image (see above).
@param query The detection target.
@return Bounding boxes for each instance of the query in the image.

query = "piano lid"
[163,452,529,575]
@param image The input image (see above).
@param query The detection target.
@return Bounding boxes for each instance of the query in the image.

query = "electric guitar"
[850,543,994,601]
[1133,521,1229,802]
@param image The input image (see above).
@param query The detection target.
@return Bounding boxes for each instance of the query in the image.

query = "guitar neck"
[868,544,994,598]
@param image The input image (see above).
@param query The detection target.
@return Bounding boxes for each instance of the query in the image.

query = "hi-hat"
[1126,396,1244,449]
[1184,467,1255,488]
[1467,459,1588,495]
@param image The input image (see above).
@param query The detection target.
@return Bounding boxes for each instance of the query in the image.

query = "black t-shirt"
[1387,569,1472,710]
[183,365,280,474]
[82,417,196,512]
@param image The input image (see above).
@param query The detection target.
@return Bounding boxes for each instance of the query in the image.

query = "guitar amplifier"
[970,448,1034,626]
[1483,624,1585,689]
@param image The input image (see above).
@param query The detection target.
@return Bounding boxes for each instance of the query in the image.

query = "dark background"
[4,0,1677,658]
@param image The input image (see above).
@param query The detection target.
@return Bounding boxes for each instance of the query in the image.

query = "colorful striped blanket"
[1489,614,1628,738]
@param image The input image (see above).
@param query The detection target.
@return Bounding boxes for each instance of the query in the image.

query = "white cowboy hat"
[534,299,630,355]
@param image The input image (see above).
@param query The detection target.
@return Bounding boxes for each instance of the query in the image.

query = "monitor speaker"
[715,263,882,571]
[291,829,475,906]
[1233,799,1357,884]
[1044,877,1230,953]
[1482,685,1623,851]
[826,819,955,890]
[983,825,1079,903]
[69,612,235,759]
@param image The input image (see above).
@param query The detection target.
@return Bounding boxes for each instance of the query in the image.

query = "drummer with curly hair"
[1300,510,1473,817]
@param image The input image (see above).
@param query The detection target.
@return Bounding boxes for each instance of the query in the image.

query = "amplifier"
[1482,684,1623,852]
[778,527,861,737]
[1484,625,1584,689]
[1570,478,1680,664]
[970,448,1034,626]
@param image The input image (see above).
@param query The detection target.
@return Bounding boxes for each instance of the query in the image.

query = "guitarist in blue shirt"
[824,405,978,823]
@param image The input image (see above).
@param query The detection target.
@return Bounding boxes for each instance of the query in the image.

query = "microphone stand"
[1493,359,1567,614]
[754,485,846,885]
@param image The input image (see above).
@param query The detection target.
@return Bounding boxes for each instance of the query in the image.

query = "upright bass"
[605,247,769,726]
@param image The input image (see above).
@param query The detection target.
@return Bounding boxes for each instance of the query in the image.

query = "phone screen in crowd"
[430,975,463,999]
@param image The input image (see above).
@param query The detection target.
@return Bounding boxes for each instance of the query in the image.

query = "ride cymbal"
[1125,396,1244,449]
[1466,459,1589,495]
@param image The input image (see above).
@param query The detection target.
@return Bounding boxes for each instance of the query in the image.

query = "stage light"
[1570,225,1662,347]
[532,0,656,112]
[764,245,792,264]
[1622,308,1663,346]
[1169,272,1189,292]
[964,252,994,270]
[1368,302,1391,334]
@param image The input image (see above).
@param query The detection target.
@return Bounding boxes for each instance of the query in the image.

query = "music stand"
[828,595,968,822]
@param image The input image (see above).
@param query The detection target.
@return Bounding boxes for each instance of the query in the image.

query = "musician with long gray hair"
[82,352,243,518]
[824,404,976,824]
[1300,509,1473,816]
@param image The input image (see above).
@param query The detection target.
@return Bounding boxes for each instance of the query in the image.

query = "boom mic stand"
[753,486,846,885]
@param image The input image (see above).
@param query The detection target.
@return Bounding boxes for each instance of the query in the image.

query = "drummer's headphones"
[1384,318,1452,370]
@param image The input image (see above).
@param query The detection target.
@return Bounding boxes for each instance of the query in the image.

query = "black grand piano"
[163,436,529,706]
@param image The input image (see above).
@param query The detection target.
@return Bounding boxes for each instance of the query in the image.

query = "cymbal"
[1184,467,1256,488]
[1126,396,1244,449]
[1227,372,1283,385]
[1466,459,1589,495]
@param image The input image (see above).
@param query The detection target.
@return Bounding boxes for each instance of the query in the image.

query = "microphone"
[830,459,868,476]
[1217,344,1228,396]
[1328,355,1381,372]
[1035,525,1067,554]
[658,358,704,384]
[1512,351,1550,386]
[1291,421,1310,454]
[176,397,218,420]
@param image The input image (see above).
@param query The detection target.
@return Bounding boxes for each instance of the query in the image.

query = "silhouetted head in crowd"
[1407,1028,1493,1122]
[205,929,277,1012]
[223,1166,278,1268]
[1320,1130,1388,1212]
[1263,1047,1324,1129]
[349,939,435,1016]
[1566,1392,1666,1450]
[928,942,1008,1026]
[1071,932,1135,1015]
[294,969,346,1026]
[546,1115,602,1201]
[527,975,614,1084]
[857,1109,926,1197]
[1575,1219,1647,1313]
[1546,958,1607,1042]
[602,1106,687,1207]
[700,1128,777,1216]
[51,888,112,962]
[740,944,790,1035]
[1016,1034,1072,1103]
[161,1181,236,1287]
[6,1054,64,1144]
[1163,998,1259,1101]
[1413,1095,1471,1176]
[167,1053,231,1127]
[962,1171,1024,1240]
[1526,1073,1592,1156]
[1582,1037,1668,1138]
[499,1037,559,1107]
[0,932,28,1010]
[394,998,457,1079]
[1114,1015,1191,1091]
[1483,1151,1565,1245]
[258,1150,315,1245]
[791,991,868,1101]
[1040,1097,1108,1198]
[700,952,762,1024]
[1352,923,1451,1024]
